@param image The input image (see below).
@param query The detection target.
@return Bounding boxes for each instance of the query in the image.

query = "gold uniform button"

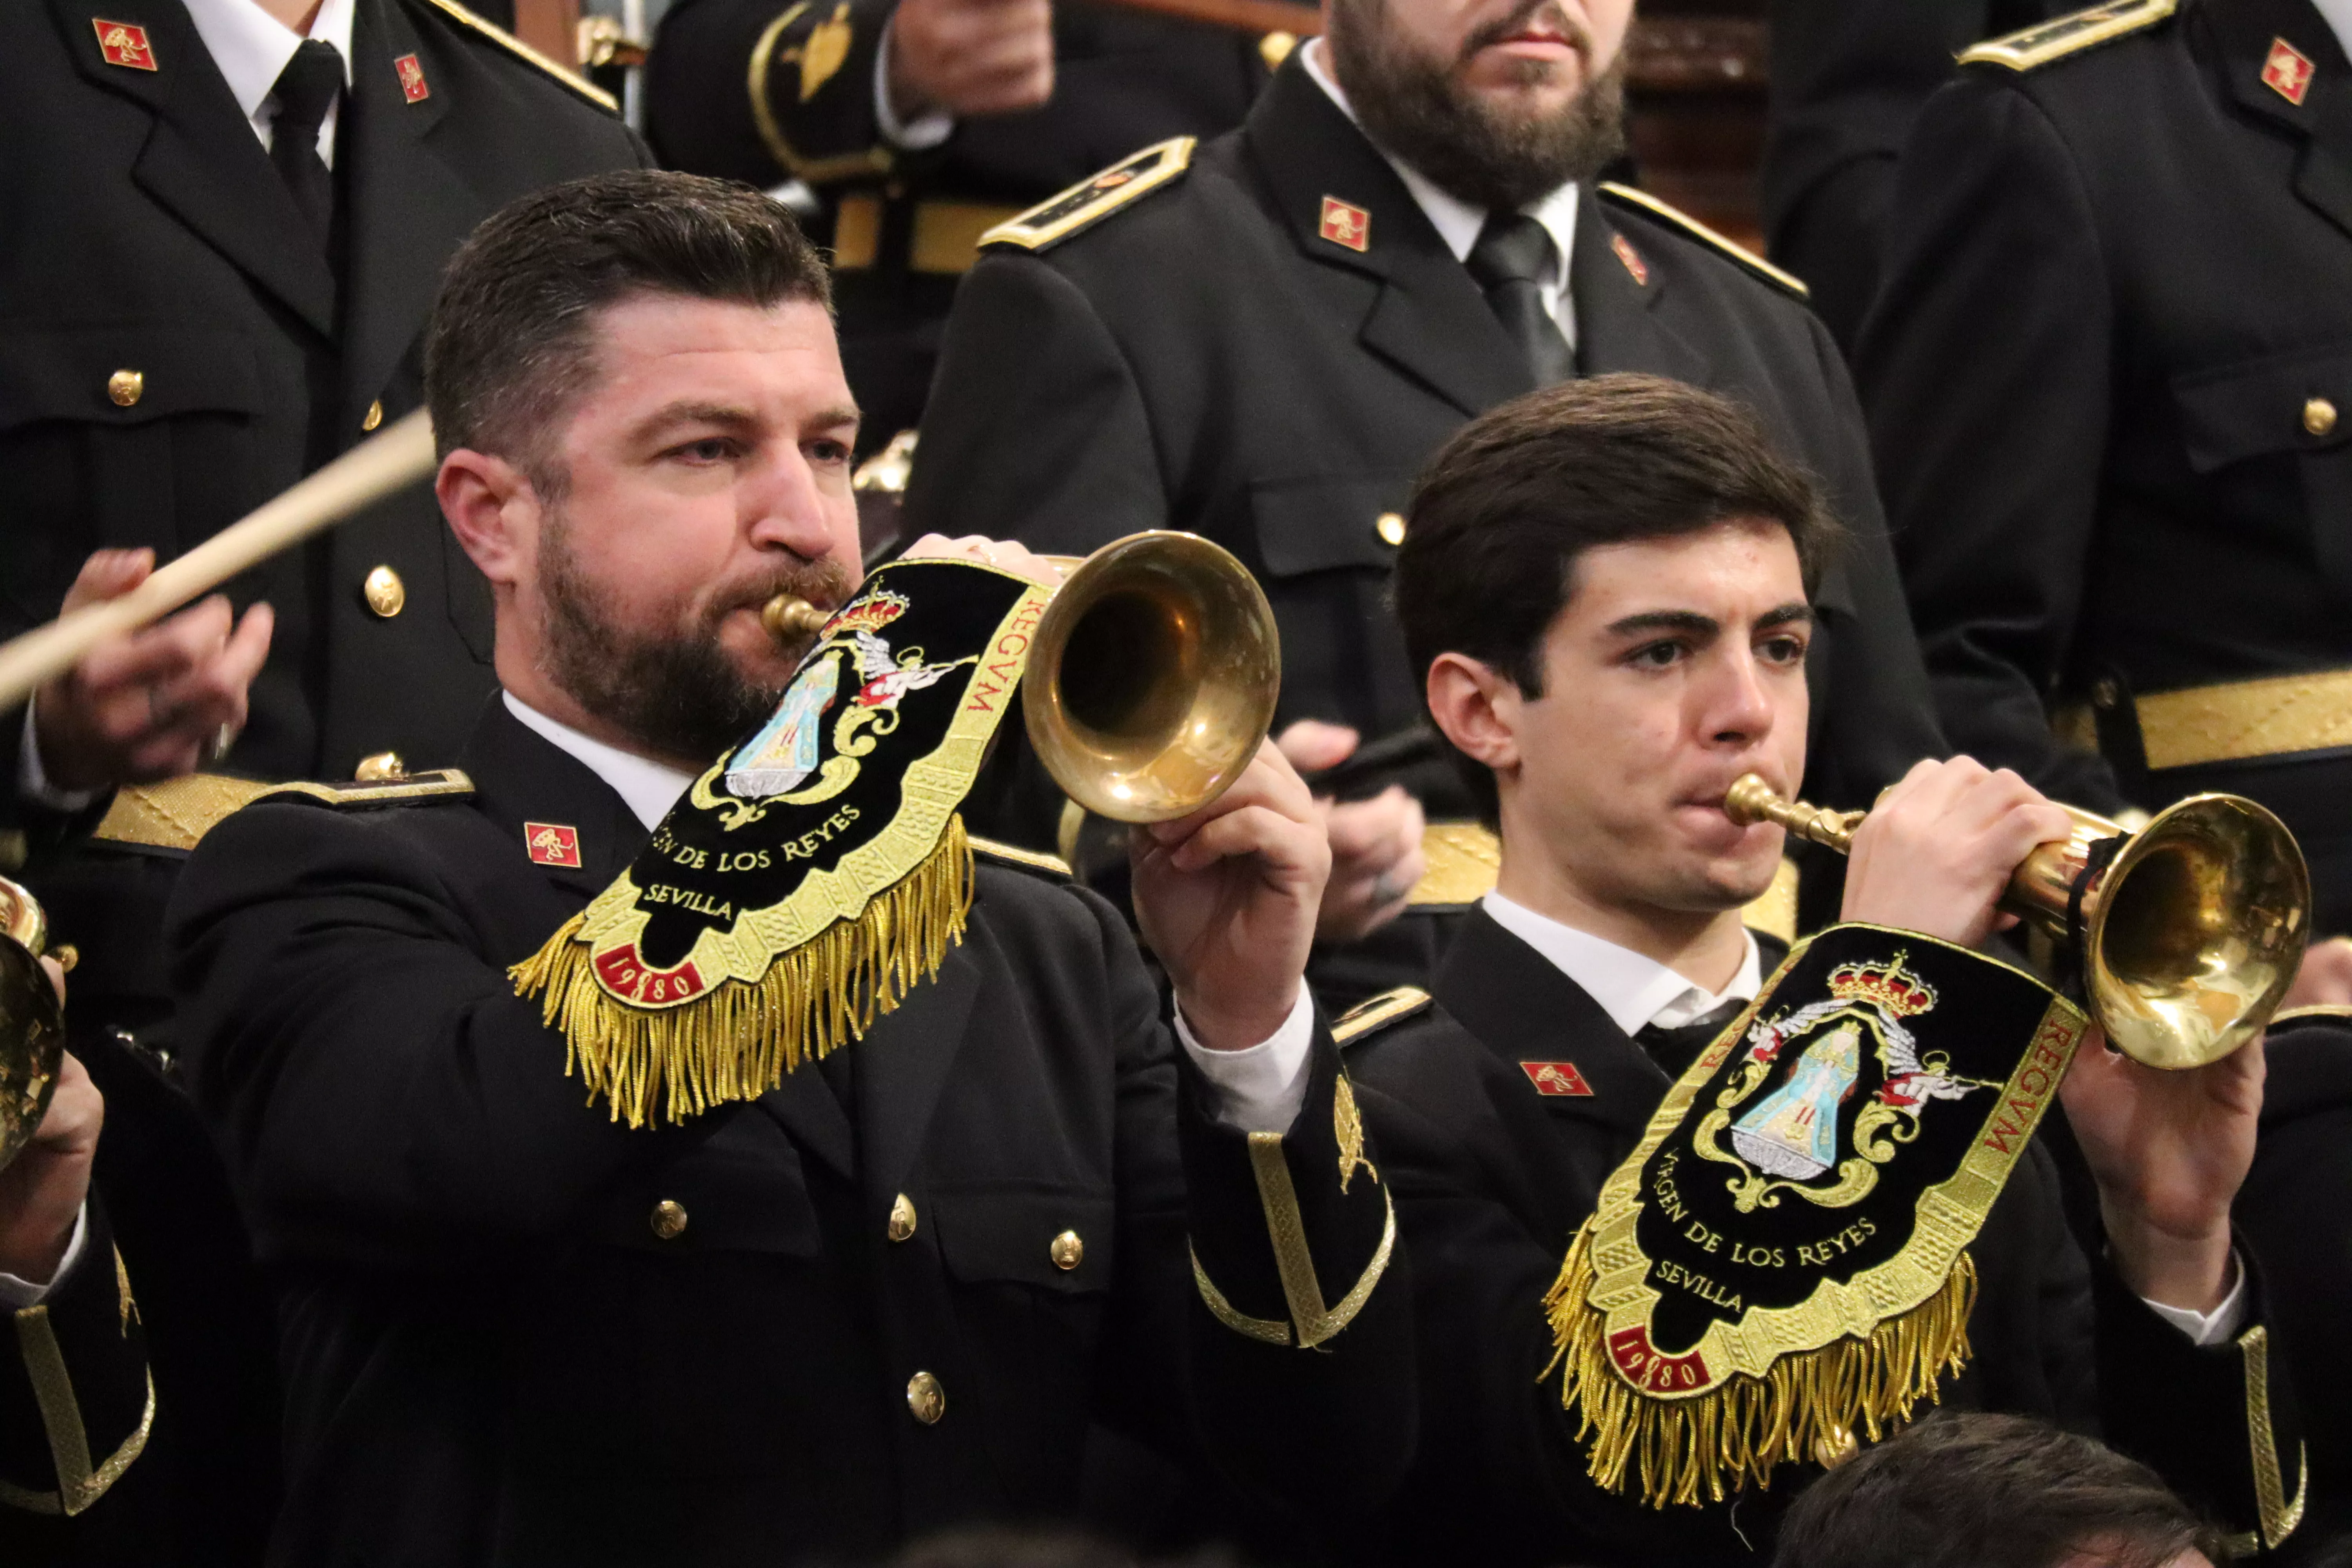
[1375,512,1407,547]
[906,1370,946,1425]
[354,751,406,782]
[107,369,144,408]
[887,1192,917,1242]
[363,399,384,432]
[2306,397,2339,437]
[650,1199,689,1240]
[1049,1229,1083,1270]
[363,565,406,618]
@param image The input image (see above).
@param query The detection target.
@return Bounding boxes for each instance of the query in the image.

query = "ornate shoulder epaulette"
[1334,986,1432,1046]
[1596,182,1809,301]
[90,769,474,852]
[969,835,1072,880]
[1958,0,2177,72]
[417,0,620,111]
[267,768,475,810]
[981,138,1195,253]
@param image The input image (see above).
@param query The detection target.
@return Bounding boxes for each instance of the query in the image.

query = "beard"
[535,510,854,765]
[1328,0,1628,213]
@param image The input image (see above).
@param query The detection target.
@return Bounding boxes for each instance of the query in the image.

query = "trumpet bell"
[2082,794,2308,1071]
[1023,532,1281,824]
[0,876,62,1170]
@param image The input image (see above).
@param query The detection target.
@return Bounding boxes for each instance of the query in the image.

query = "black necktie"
[269,39,344,248]
[1465,212,1575,386]
[1635,996,1751,1080]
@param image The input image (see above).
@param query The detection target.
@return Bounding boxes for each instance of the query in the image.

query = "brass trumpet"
[1723,775,2310,1070]
[766,531,1281,823]
[0,875,64,1169]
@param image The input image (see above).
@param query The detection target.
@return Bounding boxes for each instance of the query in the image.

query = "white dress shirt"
[2313,0,2352,58]
[1480,890,2246,1346]
[1483,889,1760,1037]
[1300,38,1583,348]
[181,0,356,166]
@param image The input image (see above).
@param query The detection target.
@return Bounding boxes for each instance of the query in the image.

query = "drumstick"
[0,409,439,713]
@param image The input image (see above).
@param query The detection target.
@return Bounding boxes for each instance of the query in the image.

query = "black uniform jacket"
[907,58,1944,828]
[645,0,1269,444]
[0,0,646,793]
[162,700,1408,1566]
[1336,908,2301,1564]
[0,1030,282,1567]
[1761,0,2068,348]
[1856,0,2352,926]
[2236,1011,2352,1555]
[2,0,647,1039]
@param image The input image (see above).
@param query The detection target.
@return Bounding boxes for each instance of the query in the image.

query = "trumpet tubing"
[1724,773,2309,1070]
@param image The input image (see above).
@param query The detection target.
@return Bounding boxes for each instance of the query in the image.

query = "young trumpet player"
[1334,374,2304,1563]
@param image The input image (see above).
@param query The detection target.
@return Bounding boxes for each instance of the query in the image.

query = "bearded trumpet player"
[106,171,1414,1567]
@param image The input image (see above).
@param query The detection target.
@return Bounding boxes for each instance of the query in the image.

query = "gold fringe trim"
[511,818,974,1128]
[1543,1220,1977,1508]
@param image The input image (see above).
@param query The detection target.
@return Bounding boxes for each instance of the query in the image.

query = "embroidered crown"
[1827,953,1938,1017]
[825,591,910,638]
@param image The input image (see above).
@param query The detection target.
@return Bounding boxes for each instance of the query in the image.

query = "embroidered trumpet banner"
[1546,925,2090,1507]
[513,559,1052,1127]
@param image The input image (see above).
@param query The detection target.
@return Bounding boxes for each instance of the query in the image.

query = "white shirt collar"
[180,0,356,163]
[2312,0,2352,59]
[1299,37,1581,304]
[1480,890,1761,1039]
[503,692,697,832]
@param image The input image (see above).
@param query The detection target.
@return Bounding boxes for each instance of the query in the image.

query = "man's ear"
[436,449,536,591]
[1426,652,1522,773]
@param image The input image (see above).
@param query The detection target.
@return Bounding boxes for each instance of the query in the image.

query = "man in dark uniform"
[0,1030,284,1567]
[2233,1007,2352,1546]
[161,171,1406,1566]
[0,0,650,1046]
[1760,0,2069,350]
[1855,0,2352,949]
[1333,377,2300,1564]
[902,0,1945,1005]
[643,0,1277,450]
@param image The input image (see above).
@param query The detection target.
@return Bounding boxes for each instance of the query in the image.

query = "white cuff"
[2139,1250,2249,1348]
[0,1203,91,1311]
[873,20,955,148]
[1176,988,1316,1135]
[18,703,102,813]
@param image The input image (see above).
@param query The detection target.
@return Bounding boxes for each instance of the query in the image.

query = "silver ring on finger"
[207,721,239,764]
[1369,870,1408,906]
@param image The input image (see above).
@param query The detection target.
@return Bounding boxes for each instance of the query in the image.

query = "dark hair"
[1771,1414,2224,1568]
[1392,374,1839,823]
[423,169,832,495]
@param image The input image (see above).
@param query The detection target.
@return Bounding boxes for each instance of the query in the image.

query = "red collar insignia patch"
[1611,232,1649,286]
[93,18,157,69]
[1319,195,1371,253]
[2262,37,2314,105]
[394,52,430,102]
[1522,1060,1594,1097]
[525,822,583,868]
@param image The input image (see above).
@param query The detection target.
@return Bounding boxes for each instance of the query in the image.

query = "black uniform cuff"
[0,1198,153,1518]
[2095,1242,2306,1553]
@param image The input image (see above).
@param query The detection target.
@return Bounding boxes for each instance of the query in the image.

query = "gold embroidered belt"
[831,196,1023,276]
[2056,668,2352,771]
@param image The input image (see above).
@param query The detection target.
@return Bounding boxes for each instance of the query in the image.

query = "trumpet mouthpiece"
[1723,773,1783,827]
[760,594,830,643]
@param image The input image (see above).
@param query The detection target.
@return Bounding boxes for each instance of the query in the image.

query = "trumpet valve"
[760,594,830,643]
